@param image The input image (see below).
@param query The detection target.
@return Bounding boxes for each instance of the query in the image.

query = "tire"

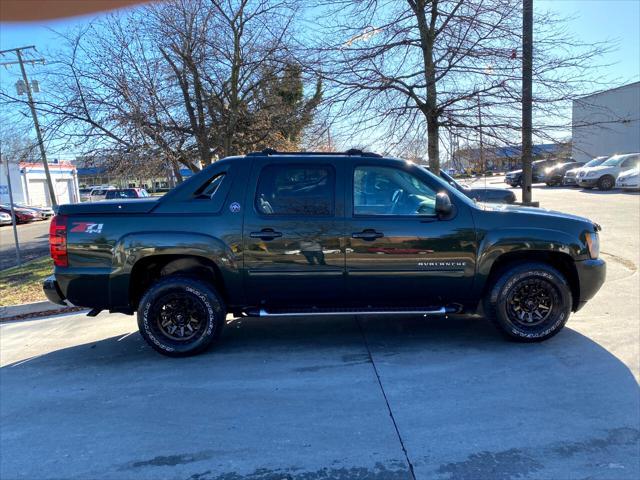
[597,175,615,191]
[483,262,572,342]
[137,276,226,357]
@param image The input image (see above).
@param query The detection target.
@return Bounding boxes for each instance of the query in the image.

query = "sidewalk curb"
[0,301,87,323]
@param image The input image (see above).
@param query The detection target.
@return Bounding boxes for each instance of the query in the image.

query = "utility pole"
[522,0,534,204]
[477,92,485,174]
[0,46,57,207]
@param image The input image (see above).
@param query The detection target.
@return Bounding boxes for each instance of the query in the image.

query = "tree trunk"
[413,0,440,174]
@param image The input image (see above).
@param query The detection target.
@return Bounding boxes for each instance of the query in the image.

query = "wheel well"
[129,255,225,310]
[484,251,580,311]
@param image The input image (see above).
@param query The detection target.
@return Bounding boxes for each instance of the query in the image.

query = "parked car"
[544,161,585,186]
[15,203,54,219]
[504,159,571,187]
[615,167,640,190]
[563,157,607,187]
[45,148,605,356]
[437,169,516,203]
[577,153,640,190]
[0,212,12,226]
[0,204,40,223]
[83,186,117,202]
[104,188,150,200]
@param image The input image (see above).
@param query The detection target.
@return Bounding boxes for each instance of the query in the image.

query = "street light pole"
[0,46,57,207]
[521,0,534,204]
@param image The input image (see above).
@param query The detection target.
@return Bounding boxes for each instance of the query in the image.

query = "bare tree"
[311,0,613,173]
[0,0,322,179]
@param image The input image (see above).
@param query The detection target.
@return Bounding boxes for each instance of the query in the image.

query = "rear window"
[255,164,335,216]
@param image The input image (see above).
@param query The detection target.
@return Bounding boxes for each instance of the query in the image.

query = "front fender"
[109,231,240,308]
[473,227,585,298]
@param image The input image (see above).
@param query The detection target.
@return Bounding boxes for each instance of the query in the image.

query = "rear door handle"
[352,229,384,241]
[250,228,283,240]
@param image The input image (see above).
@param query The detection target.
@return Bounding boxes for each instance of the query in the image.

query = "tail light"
[49,215,68,267]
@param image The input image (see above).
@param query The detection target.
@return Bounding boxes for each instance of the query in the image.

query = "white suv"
[85,186,116,202]
[577,153,640,190]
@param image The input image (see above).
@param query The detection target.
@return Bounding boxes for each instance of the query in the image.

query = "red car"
[0,204,39,223]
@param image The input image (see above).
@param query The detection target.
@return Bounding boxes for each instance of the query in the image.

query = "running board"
[244,306,459,318]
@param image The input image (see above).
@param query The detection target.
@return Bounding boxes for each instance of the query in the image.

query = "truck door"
[345,162,476,308]
[243,158,346,308]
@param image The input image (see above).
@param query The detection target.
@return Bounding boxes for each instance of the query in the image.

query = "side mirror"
[435,192,453,217]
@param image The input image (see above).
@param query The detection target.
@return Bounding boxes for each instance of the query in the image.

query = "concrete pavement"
[1,185,638,480]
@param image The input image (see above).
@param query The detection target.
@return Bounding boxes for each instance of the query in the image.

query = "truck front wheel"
[484,262,572,342]
[137,276,226,357]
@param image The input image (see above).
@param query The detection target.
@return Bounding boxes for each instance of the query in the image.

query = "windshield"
[584,158,606,168]
[602,157,624,166]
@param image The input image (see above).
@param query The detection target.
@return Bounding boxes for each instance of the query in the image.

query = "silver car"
[563,156,607,186]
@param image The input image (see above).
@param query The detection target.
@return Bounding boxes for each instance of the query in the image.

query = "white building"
[572,82,640,163]
[0,161,80,207]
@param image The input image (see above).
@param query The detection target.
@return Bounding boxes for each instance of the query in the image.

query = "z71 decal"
[71,222,104,234]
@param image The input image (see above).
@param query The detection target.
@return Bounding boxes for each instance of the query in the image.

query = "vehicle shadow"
[2,315,638,479]
[577,188,640,195]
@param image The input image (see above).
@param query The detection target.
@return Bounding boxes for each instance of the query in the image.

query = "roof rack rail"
[246,148,382,158]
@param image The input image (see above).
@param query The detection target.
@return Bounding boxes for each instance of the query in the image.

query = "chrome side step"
[250,306,457,318]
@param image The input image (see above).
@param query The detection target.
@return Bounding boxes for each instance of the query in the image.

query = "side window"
[622,157,639,168]
[255,164,335,216]
[353,166,437,216]
[195,173,226,199]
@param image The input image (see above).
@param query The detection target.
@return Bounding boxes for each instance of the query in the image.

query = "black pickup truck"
[44,149,605,356]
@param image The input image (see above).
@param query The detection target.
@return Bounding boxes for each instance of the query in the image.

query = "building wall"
[0,162,80,207]
[0,161,27,204]
[572,82,640,163]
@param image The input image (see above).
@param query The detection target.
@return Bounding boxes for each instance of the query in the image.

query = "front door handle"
[352,229,384,241]
[250,228,283,240]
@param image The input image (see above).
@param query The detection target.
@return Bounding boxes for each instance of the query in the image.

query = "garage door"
[55,179,73,205]
[28,179,49,206]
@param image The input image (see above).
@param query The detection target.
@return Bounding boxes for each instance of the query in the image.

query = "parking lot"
[1,184,639,480]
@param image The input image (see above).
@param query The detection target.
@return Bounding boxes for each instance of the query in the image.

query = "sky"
[0,0,639,154]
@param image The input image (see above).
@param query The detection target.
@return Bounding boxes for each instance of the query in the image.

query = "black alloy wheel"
[505,278,555,327]
[137,276,226,356]
[155,292,206,341]
[484,262,572,342]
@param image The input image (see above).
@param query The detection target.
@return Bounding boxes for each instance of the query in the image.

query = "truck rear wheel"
[484,262,572,342]
[137,276,226,357]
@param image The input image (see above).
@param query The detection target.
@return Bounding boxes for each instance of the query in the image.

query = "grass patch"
[0,256,52,306]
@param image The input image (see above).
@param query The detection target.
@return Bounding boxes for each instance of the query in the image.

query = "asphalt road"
[0,220,51,270]
[1,184,639,480]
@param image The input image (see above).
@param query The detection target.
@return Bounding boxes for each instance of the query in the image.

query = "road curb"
[0,301,87,323]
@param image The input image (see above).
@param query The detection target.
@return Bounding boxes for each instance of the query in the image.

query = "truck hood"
[57,199,158,215]
[477,202,596,226]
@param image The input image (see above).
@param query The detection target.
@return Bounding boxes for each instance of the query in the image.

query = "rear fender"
[110,231,241,308]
